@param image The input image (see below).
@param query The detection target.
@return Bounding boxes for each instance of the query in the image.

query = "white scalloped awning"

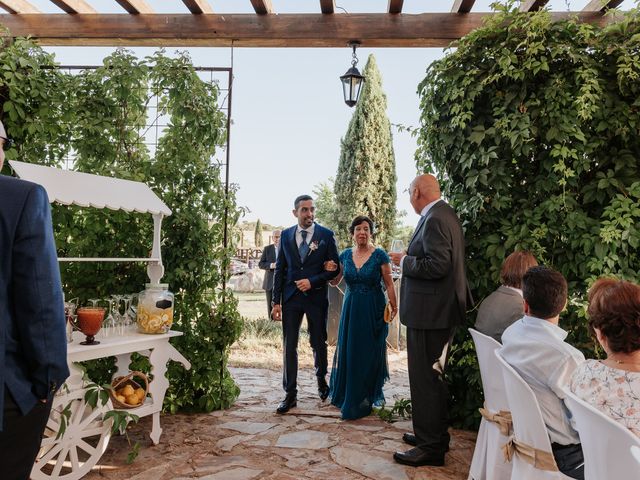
[9,160,171,216]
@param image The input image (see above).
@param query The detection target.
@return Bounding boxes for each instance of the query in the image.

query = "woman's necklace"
[612,358,640,367]
[606,354,640,368]
[353,246,372,267]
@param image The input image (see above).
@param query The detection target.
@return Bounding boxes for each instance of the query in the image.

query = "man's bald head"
[409,174,441,214]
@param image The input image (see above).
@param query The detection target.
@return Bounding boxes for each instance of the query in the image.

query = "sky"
[33,0,637,228]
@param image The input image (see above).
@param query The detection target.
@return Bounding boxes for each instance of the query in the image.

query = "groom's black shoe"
[402,433,450,452]
[393,447,445,467]
[317,377,330,401]
[276,394,297,414]
[403,433,418,446]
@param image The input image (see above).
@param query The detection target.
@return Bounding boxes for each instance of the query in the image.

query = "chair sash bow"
[501,437,559,471]
[478,405,512,436]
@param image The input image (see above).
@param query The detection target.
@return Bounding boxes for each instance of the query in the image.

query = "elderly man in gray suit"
[390,174,472,467]
[258,230,281,318]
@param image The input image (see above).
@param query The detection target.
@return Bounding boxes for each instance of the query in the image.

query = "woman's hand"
[324,260,338,272]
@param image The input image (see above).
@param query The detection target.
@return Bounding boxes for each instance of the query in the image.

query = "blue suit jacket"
[272,223,339,305]
[0,176,69,430]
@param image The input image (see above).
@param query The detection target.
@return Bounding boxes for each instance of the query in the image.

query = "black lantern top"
[340,41,365,107]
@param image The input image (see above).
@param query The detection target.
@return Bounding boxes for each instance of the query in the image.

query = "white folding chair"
[631,445,640,466]
[562,388,640,480]
[495,349,573,480]
[467,328,512,480]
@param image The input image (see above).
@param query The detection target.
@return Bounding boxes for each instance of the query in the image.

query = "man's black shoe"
[402,433,449,452]
[403,433,417,446]
[393,447,445,467]
[276,395,297,414]
[317,377,330,401]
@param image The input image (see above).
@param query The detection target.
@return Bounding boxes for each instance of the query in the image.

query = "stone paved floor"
[85,352,475,480]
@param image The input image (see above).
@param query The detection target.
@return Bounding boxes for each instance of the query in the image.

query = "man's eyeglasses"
[1,137,14,150]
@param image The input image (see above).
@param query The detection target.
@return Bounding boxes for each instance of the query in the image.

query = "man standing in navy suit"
[271,195,340,414]
[0,119,69,480]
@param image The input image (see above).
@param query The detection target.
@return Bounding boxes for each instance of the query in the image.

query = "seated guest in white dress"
[474,250,537,342]
[570,277,640,437]
[501,266,586,480]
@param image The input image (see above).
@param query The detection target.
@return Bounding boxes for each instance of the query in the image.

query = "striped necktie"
[299,230,310,259]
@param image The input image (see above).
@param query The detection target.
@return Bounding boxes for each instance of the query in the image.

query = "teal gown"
[329,247,390,420]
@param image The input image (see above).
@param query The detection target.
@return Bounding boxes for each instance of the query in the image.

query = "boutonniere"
[309,240,320,253]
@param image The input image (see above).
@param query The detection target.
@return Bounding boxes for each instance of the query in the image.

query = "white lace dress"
[570,359,640,437]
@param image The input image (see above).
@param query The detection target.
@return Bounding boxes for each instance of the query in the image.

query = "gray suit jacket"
[258,244,277,290]
[474,285,524,343]
[400,200,473,330]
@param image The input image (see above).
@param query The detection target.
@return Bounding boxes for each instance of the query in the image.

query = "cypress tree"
[254,219,263,248]
[333,54,397,249]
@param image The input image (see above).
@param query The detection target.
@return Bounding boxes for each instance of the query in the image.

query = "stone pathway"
[85,352,475,479]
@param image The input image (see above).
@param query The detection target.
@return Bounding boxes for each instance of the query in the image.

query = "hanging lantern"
[340,41,365,107]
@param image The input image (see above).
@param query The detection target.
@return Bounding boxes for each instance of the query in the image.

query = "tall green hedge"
[417,3,640,427]
[333,55,398,248]
[0,39,243,412]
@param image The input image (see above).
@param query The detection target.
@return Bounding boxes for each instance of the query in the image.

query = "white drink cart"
[9,161,191,480]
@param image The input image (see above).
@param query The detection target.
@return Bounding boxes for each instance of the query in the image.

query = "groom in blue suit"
[0,120,69,479]
[271,195,339,413]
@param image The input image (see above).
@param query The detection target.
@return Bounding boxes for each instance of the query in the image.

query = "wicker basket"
[109,371,149,409]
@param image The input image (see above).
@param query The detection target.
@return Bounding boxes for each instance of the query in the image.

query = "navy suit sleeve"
[272,237,287,305]
[12,184,69,399]
[308,231,340,288]
[403,214,452,280]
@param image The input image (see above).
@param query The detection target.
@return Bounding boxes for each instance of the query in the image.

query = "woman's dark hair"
[500,251,538,289]
[349,215,375,235]
[587,278,640,354]
[522,266,567,319]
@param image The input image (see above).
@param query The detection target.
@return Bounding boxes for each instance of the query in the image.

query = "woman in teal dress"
[328,215,398,420]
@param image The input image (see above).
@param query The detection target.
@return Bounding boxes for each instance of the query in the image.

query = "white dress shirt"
[500,315,585,445]
[296,223,315,248]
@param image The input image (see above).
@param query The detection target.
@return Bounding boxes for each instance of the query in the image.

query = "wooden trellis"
[0,0,628,48]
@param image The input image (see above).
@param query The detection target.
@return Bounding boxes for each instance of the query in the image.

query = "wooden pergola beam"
[0,13,616,48]
[49,0,96,14]
[0,0,39,14]
[250,0,272,15]
[451,0,475,13]
[181,0,213,14]
[582,0,623,12]
[388,0,404,14]
[519,0,550,12]
[319,0,334,14]
[115,0,153,15]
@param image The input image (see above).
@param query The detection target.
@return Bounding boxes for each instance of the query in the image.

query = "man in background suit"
[390,174,472,467]
[258,229,281,319]
[271,195,339,414]
[474,250,538,342]
[0,119,70,480]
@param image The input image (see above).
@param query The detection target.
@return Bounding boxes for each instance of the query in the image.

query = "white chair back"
[563,388,640,480]
[467,328,512,480]
[631,445,640,466]
[495,349,572,480]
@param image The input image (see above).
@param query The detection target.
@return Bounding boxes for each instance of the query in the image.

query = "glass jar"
[136,283,174,334]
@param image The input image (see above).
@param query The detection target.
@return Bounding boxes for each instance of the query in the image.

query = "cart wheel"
[31,388,113,480]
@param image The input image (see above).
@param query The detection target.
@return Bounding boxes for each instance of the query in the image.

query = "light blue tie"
[299,230,310,259]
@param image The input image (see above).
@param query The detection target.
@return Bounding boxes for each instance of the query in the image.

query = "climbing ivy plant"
[0,38,243,412]
[417,2,640,427]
